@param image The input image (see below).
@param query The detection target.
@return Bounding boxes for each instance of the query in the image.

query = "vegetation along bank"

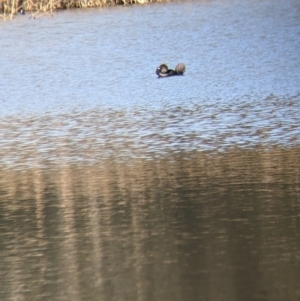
[0,0,171,19]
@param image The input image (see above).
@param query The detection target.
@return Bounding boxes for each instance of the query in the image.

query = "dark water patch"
[0,147,300,301]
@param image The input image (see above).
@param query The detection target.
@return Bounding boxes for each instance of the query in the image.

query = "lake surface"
[0,0,300,300]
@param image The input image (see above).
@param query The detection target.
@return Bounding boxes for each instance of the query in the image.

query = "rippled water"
[1,96,300,168]
[0,0,300,300]
[1,0,300,166]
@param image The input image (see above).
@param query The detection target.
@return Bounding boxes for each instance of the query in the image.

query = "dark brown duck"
[156,63,186,78]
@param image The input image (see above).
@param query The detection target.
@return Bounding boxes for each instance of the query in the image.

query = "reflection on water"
[0,148,300,301]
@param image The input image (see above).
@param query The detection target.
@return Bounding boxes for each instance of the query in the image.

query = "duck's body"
[156,63,186,78]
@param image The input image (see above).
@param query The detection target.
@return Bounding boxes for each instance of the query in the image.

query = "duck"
[156,63,186,78]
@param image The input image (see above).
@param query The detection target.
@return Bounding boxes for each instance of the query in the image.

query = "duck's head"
[156,64,169,77]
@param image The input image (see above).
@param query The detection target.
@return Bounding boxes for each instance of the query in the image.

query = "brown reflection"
[0,146,299,301]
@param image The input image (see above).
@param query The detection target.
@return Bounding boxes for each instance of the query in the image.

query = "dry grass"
[0,0,168,19]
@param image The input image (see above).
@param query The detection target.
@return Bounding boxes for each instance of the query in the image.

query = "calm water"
[0,0,300,300]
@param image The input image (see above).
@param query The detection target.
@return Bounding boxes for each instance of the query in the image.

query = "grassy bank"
[0,0,168,19]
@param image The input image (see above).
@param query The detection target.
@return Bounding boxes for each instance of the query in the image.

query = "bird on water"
[156,63,186,78]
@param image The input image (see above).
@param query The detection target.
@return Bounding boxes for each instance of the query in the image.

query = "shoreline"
[0,0,172,19]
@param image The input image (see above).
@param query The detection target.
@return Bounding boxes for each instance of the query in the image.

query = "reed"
[0,0,169,19]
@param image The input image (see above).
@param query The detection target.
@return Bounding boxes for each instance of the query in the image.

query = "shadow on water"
[0,147,300,301]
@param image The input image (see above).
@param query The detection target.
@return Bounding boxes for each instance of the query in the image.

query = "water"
[0,0,300,300]
[1,0,300,116]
